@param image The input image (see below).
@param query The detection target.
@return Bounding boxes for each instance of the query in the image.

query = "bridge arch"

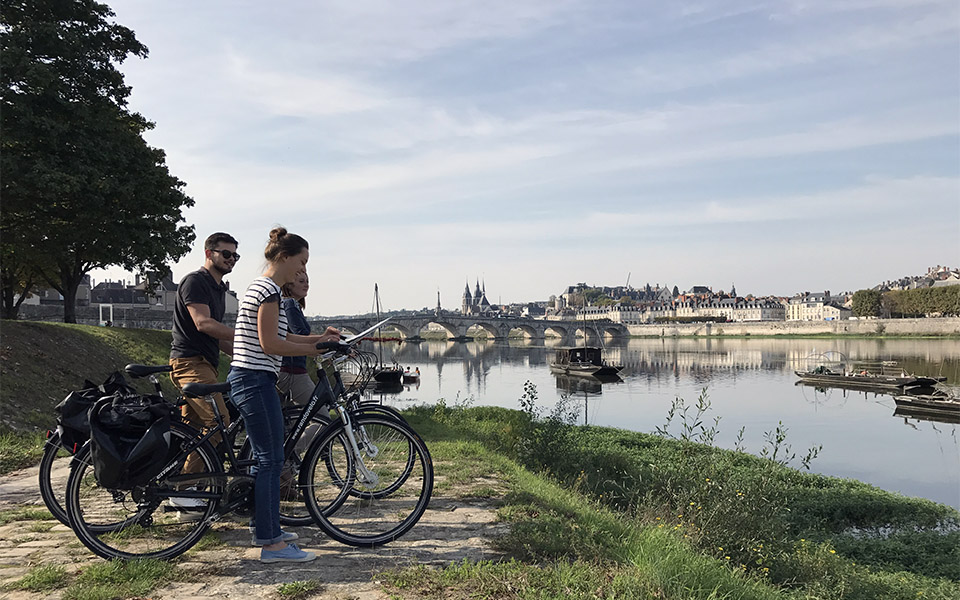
[389,322,415,338]
[508,324,539,339]
[543,323,570,338]
[464,322,498,339]
[421,319,462,339]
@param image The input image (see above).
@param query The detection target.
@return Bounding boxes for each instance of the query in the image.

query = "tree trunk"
[0,267,34,320]
[62,280,79,323]
[48,258,86,324]
[1,279,18,319]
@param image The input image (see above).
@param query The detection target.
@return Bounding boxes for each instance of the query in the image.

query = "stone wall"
[14,305,237,330]
[626,317,960,337]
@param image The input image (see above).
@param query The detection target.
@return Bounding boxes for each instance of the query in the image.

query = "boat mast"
[375,283,384,367]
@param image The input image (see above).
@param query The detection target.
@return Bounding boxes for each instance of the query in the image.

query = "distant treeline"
[886,285,960,317]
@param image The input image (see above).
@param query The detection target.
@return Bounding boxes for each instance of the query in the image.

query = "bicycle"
[65,327,433,560]
[38,364,171,526]
[262,347,411,526]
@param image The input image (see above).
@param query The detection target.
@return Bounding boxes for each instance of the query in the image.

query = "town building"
[21,271,238,323]
[786,291,850,321]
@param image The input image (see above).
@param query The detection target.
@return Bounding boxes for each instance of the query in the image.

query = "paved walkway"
[0,458,507,599]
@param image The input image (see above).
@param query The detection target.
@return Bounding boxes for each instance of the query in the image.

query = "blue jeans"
[226,367,284,546]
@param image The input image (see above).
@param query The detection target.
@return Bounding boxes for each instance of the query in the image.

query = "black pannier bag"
[55,372,137,450]
[88,394,175,490]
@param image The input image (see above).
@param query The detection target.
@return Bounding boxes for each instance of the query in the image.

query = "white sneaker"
[167,488,207,522]
[167,496,206,509]
[177,510,205,523]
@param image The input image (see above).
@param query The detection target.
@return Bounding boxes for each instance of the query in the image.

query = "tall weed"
[516,381,580,473]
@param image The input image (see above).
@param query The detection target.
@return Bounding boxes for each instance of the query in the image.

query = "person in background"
[227,227,340,563]
[168,232,238,517]
[278,272,338,405]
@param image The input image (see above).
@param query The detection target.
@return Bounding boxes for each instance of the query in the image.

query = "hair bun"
[268,227,288,242]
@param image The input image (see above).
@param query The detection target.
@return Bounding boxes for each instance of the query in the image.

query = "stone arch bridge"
[312,313,629,341]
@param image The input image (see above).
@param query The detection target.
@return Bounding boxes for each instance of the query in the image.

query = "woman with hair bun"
[227,226,340,563]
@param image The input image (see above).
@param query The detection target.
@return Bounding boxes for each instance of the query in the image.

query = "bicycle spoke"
[66,423,223,561]
[305,416,432,547]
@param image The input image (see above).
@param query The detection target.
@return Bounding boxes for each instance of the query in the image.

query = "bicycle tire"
[65,421,224,561]
[329,406,416,500]
[353,402,408,424]
[302,415,433,547]
[262,404,404,525]
[38,431,73,526]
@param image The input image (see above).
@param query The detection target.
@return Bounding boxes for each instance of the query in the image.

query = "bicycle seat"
[125,364,174,378]
[181,382,232,398]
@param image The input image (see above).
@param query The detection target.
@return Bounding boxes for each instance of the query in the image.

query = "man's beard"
[211,262,233,276]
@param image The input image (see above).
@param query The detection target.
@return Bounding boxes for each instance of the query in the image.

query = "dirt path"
[0,459,507,599]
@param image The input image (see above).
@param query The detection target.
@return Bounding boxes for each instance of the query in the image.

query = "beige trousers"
[169,356,230,474]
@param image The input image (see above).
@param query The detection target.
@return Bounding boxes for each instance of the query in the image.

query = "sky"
[90,0,960,317]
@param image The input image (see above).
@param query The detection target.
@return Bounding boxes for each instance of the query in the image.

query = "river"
[371,337,960,509]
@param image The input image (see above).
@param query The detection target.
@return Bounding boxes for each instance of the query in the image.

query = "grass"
[0,320,231,435]
[7,564,69,592]
[60,559,177,600]
[0,506,54,525]
[396,397,960,600]
[277,578,325,599]
[6,560,176,600]
[0,429,46,474]
[385,437,784,600]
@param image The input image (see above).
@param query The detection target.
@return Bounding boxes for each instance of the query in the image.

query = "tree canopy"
[851,289,883,318]
[1,0,195,322]
[885,286,960,317]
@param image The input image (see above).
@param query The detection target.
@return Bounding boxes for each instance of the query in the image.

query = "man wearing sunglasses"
[168,232,239,518]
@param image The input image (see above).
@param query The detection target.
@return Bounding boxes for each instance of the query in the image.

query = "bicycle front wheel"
[303,415,433,547]
[38,431,73,526]
[65,422,224,561]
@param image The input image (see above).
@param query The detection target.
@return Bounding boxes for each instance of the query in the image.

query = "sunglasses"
[212,249,240,261]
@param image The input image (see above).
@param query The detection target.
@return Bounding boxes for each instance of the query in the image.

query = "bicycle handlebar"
[316,341,352,353]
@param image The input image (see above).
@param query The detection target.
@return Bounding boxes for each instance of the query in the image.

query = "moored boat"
[549,346,621,378]
[794,366,945,391]
[893,390,960,417]
[374,365,403,385]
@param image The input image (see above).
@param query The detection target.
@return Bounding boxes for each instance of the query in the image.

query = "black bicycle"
[64,335,433,560]
[38,364,171,526]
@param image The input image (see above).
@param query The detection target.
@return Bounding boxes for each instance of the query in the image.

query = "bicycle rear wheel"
[65,422,224,561]
[38,431,73,526]
[303,415,433,547]
[237,407,330,526]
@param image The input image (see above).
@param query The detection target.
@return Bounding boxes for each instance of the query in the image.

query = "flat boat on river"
[549,346,621,378]
[893,390,960,418]
[794,366,945,391]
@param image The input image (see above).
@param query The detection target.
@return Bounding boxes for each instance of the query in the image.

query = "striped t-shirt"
[231,277,287,373]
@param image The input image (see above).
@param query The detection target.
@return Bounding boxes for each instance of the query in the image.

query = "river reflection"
[373,337,960,508]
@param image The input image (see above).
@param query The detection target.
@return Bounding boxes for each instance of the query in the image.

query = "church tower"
[462,280,472,314]
[474,280,482,308]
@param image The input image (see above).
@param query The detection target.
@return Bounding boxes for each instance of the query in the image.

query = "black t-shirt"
[170,268,227,368]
